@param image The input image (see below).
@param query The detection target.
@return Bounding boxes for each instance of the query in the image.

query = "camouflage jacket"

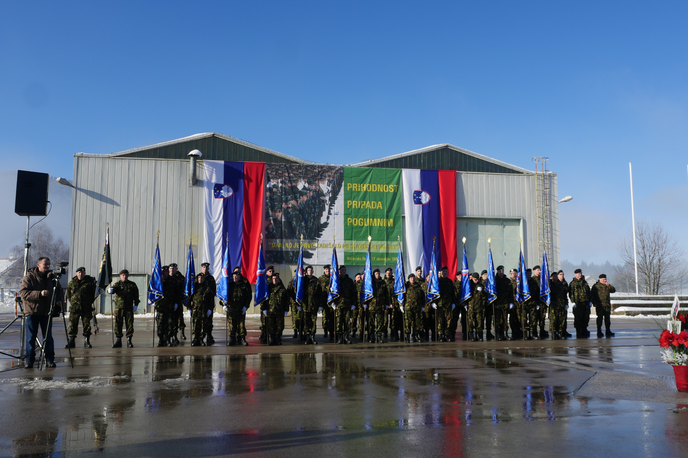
[191,281,214,311]
[438,276,455,308]
[551,279,569,309]
[525,276,543,307]
[495,274,514,305]
[304,275,323,312]
[405,281,425,309]
[202,273,217,297]
[334,274,356,308]
[466,280,484,310]
[230,275,252,310]
[591,281,616,311]
[268,282,289,314]
[384,277,396,308]
[368,277,389,311]
[318,274,331,307]
[569,277,591,304]
[112,279,140,310]
[66,275,97,311]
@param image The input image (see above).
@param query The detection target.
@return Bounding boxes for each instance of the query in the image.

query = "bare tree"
[2,225,69,282]
[616,221,688,295]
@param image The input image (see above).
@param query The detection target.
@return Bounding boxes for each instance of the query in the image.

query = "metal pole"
[629,163,639,295]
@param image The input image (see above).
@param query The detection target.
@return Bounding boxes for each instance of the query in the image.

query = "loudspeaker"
[15,170,49,216]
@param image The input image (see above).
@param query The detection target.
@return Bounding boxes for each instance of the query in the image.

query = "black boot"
[377,333,384,343]
[606,329,615,338]
[240,336,249,346]
[113,337,122,348]
[597,328,604,338]
[191,339,201,346]
[127,337,134,348]
[311,334,318,345]
[540,328,549,339]
[329,333,335,343]
[268,334,276,346]
[259,330,267,343]
[206,334,214,345]
[158,338,167,347]
[65,337,76,349]
[323,329,329,338]
[169,336,179,347]
[486,331,494,341]
[84,336,92,348]
[344,334,351,344]
[180,329,186,340]
[228,335,236,346]
[293,330,298,339]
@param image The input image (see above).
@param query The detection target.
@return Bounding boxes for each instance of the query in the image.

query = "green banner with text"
[343,167,402,265]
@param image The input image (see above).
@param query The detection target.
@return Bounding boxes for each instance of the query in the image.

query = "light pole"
[629,163,639,295]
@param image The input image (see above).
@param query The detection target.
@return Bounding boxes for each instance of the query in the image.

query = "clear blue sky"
[2,1,687,266]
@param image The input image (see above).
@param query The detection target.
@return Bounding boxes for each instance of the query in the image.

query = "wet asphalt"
[0,314,686,457]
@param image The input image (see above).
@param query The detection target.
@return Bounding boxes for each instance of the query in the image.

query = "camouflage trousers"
[350,307,360,334]
[467,304,484,334]
[304,310,317,335]
[155,306,174,339]
[596,306,612,330]
[68,306,93,338]
[404,305,423,335]
[424,305,448,334]
[524,303,540,333]
[493,304,508,334]
[114,307,134,338]
[170,304,186,337]
[549,306,567,333]
[191,306,209,341]
[539,304,547,330]
[365,307,385,335]
[226,308,247,337]
[266,311,285,335]
[322,305,334,333]
[335,305,350,335]
[290,302,303,331]
[446,305,459,336]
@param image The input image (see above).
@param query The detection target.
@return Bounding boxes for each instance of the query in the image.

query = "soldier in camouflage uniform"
[109,269,140,348]
[591,274,616,338]
[191,273,214,346]
[479,270,496,340]
[366,269,389,343]
[65,267,97,348]
[350,273,362,338]
[155,266,176,347]
[287,271,304,340]
[466,273,485,341]
[200,263,217,345]
[454,273,469,340]
[421,273,433,341]
[509,268,523,339]
[319,265,334,341]
[438,267,456,342]
[259,265,274,342]
[266,273,289,345]
[384,268,402,342]
[333,265,356,344]
[404,274,424,342]
[522,267,543,340]
[549,271,569,339]
[494,266,513,341]
[569,268,592,338]
[303,266,323,344]
[232,267,252,346]
[168,263,186,341]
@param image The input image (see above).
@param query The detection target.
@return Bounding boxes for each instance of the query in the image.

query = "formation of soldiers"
[62,263,616,349]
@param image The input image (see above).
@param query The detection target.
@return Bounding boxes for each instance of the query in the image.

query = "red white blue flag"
[204,161,265,284]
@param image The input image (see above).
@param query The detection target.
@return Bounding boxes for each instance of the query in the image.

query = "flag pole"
[463,237,471,341]
[519,238,525,339]
[489,237,496,339]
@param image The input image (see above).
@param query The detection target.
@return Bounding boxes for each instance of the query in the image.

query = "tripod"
[37,276,73,369]
[0,296,26,360]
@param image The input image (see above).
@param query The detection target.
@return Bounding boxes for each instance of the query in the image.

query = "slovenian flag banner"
[204,161,265,284]
[402,169,457,279]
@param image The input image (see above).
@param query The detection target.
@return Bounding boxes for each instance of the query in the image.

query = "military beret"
[408,273,416,279]
[496,265,504,270]
[324,264,331,269]
[373,269,380,274]
[574,268,582,274]
[162,265,168,270]
[119,269,129,275]
[339,265,347,270]
[441,266,448,271]
[533,265,541,271]
[385,267,393,273]
[305,265,313,271]
[356,273,362,277]
[267,265,275,271]
[471,272,480,279]
[232,267,241,274]
[76,267,85,273]
[273,272,280,277]
[510,268,518,273]
[169,263,178,268]
[481,270,488,275]
[415,266,422,271]
[196,273,204,278]
[599,273,607,279]
[201,262,210,267]
[557,270,564,274]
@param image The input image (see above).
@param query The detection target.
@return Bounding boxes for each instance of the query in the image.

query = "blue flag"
[460,245,472,303]
[393,244,406,305]
[148,241,164,306]
[540,251,551,306]
[328,247,340,305]
[183,243,195,305]
[295,244,306,306]
[486,247,497,304]
[516,249,531,305]
[361,242,373,304]
[426,241,440,304]
[216,243,231,305]
[254,240,269,308]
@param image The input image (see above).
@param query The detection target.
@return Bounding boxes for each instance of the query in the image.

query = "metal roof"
[75,132,314,164]
[351,143,532,174]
